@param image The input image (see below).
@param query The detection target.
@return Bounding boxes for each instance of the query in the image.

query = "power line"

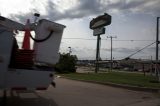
[124,41,156,60]
[62,38,154,41]
[63,38,97,40]
[16,36,154,42]
[106,39,154,42]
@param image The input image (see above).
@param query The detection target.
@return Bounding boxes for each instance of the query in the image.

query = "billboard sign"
[93,27,105,36]
[90,13,111,29]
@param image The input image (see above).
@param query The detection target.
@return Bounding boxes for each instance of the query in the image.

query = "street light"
[68,47,72,55]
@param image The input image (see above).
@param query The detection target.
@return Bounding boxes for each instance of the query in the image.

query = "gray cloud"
[8,0,160,23]
[113,47,136,53]
[10,11,35,24]
[9,0,61,23]
[106,0,148,10]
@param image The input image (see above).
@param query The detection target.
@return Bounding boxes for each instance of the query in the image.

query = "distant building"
[77,58,158,72]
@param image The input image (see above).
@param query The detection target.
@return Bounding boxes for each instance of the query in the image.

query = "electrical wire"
[62,37,154,41]
[124,41,156,60]
[62,38,97,40]
[16,36,154,42]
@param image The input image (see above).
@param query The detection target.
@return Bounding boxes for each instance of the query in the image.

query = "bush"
[55,53,77,73]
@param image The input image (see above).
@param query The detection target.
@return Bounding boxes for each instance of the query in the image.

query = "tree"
[55,53,78,73]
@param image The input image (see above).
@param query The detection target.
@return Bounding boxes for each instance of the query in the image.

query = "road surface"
[0,77,160,106]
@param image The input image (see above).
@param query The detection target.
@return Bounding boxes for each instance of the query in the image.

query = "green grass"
[61,72,160,89]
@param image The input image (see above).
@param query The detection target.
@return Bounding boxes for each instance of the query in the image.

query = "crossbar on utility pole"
[107,36,116,71]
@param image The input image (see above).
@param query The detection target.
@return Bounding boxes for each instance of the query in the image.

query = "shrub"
[55,53,77,73]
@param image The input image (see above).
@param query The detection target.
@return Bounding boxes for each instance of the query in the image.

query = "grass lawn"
[61,72,160,89]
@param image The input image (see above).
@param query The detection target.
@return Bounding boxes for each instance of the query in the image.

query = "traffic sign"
[90,13,111,29]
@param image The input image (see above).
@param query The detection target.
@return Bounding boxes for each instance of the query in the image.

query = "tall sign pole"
[90,13,112,73]
[95,35,101,73]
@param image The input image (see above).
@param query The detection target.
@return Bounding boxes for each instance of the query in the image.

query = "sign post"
[95,35,101,73]
[90,13,112,73]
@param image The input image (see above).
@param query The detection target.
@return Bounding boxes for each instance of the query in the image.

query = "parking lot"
[0,77,160,106]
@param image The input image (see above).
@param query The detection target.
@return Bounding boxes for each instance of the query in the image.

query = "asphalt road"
[0,77,160,106]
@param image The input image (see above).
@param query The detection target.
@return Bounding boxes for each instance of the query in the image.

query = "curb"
[60,76,160,93]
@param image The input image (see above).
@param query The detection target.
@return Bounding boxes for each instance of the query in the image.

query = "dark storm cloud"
[64,0,103,18]
[9,0,160,23]
[9,0,61,23]
[43,0,64,20]
[47,0,105,20]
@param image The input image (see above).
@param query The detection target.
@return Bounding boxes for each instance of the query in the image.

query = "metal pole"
[107,36,116,71]
[156,17,159,61]
[111,37,113,71]
[156,17,160,81]
[95,35,100,73]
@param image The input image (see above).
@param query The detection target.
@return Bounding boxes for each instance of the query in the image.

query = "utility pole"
[156,17,160,81]
[107,36,117,71]
[156,17,159,61]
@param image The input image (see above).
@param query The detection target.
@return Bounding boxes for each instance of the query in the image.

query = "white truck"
[0,14,65,97]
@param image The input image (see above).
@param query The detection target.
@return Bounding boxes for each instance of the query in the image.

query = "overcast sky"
[0,0,160,60]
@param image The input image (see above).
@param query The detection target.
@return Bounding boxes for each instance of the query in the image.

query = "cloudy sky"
[0,0,160,60]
